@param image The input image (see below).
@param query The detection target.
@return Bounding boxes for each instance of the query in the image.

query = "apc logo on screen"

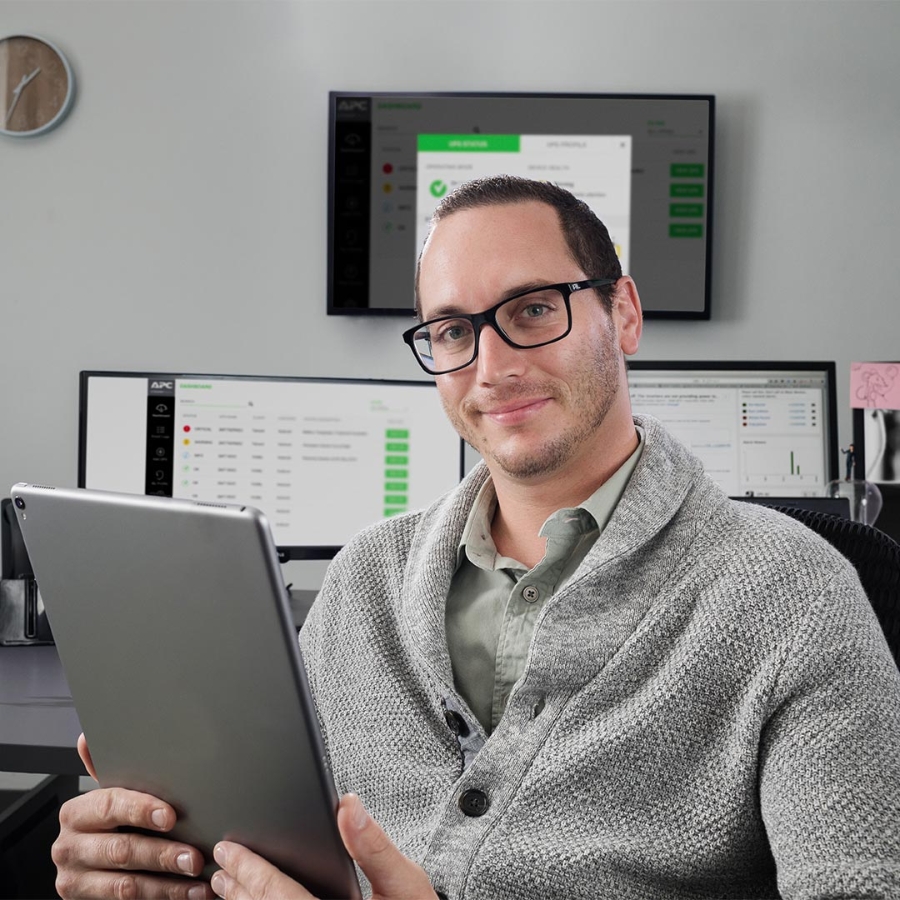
[150,381,174,391]
[337,99,369,113]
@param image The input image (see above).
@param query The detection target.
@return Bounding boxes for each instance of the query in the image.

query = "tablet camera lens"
[14,497,25,510]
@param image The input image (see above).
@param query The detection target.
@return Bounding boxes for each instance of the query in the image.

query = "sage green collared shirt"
[445,430,644,734]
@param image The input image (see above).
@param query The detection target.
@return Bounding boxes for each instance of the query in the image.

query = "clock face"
[0,34,75,137]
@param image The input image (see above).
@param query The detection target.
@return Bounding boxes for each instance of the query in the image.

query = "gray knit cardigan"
[300,415,900,900]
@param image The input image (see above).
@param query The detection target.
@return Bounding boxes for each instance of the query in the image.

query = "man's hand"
[53,733,215,899]
[210,793,437,900]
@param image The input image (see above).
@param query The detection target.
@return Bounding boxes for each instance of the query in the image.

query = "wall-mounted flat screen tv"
[328,91,714,319]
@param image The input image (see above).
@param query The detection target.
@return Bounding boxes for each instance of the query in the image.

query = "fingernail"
[213,843,226,865]
[176,852,194,874]
[351,795,368,830]
[188,886,208,900]
[210,871,225,896]
[150,808,167,829]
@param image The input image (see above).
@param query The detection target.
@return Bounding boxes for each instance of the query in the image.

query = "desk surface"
[0,645,84,776]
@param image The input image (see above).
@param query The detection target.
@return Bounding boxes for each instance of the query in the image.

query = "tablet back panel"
[10,483,360,898]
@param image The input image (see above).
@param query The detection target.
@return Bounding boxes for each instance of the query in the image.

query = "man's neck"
[488,425,639,569]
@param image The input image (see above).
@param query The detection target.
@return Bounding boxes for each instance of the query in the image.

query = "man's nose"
[474,323,527,383]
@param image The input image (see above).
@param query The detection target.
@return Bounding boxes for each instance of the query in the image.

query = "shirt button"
[522,585,540,603]
[444,709,469,737]
[458,788,490,817]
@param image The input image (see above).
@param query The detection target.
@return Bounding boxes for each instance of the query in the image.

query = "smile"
[482,397,551,425]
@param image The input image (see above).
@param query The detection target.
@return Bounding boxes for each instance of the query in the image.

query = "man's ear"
[611,276,642,356]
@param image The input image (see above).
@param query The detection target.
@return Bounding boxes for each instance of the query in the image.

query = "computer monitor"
[328,91,714,319]
[627,361,839,497]
[78,372,465,560]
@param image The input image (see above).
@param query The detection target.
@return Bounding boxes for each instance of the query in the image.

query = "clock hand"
[5,67,42,126]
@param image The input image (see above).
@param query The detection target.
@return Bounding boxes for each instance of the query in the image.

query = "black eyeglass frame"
[402,278,619,375]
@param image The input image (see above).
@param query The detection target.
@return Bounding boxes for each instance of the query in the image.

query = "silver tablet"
[10,483,361,899]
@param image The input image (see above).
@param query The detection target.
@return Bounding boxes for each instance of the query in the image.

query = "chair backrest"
[772,506,900,668]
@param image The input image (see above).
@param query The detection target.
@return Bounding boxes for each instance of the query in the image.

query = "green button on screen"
[669,203,704,218]
[671,163,705,178]
[669,224,704,238]
[670,183,704,198]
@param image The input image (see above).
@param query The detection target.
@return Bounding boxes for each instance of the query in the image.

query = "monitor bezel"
[626,359,840,487]
[327,90,715,320]
[78,370,466,562]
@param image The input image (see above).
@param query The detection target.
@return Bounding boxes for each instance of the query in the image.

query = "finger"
[55,868,216,900]
[53,827,206,878]
[337,794,437,900]
[212,841,314,900]
[59,785,177,834]
[77,733,99,781]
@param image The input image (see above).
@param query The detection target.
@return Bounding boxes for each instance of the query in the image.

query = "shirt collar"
[458,426,644,570]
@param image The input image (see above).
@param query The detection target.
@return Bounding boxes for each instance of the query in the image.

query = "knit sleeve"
[758,563,900,899]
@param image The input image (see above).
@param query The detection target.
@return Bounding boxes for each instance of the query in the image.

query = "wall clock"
[0,34,75,138]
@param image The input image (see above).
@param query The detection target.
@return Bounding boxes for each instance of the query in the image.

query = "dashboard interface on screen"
[79,373,464,559]
[627,362,838,497]
[329,92,714,318]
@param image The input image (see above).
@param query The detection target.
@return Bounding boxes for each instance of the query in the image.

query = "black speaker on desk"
[0,499,52,645]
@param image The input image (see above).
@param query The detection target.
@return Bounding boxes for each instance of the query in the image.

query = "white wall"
[2,0,899,580]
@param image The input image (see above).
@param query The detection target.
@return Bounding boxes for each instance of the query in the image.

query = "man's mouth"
[481,396,551,425]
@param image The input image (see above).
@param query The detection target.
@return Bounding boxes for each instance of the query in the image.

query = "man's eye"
[434,322,470,344]
[522,303,550,318]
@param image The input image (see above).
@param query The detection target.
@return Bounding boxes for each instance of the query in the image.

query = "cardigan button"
[458,788,490,817]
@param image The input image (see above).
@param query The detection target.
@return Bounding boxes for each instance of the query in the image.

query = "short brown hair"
[415,175,622,316]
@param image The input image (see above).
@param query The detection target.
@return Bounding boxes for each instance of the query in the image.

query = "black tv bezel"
[78,370,466,562]
[327,90,715,321]
[626,359,840,486]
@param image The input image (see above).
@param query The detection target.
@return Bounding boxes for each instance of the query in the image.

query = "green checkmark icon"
[429,179,448,198]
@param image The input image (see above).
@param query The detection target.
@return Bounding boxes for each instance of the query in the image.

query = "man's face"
[417,201,641,483]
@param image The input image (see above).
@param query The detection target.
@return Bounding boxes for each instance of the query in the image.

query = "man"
[54,176,900,899]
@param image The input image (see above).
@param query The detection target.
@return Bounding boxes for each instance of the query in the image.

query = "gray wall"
[2,0,899,587]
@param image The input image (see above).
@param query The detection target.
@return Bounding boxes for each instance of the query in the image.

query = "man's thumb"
[336,794,437,900]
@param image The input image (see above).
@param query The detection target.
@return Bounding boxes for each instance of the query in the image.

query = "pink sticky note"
[850,362,900,409]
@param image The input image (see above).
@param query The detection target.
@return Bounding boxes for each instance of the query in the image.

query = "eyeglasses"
[402,278,618,375]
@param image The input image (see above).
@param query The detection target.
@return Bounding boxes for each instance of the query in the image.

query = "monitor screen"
[328,91,714,319]
[627,361,839,497]
[78,372,465,560]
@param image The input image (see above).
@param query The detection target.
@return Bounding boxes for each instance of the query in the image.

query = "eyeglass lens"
[413,287,570,373]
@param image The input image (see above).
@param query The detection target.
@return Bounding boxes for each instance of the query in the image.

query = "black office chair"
[772,506,900,668]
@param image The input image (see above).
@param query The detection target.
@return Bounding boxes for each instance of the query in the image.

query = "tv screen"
[79,372,465,560]
[627,361,839,497]
[328,91,714,319]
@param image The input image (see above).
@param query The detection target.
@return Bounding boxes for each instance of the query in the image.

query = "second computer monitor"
[627,361,838,498]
